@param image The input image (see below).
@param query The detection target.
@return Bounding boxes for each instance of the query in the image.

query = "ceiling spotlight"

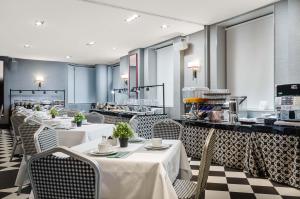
[125,14,140,23]
[66,55,71,59]
[24,44,31,48]
[146,87,150,91]
[112,47,117,50]
[35,20,45,27]
[86,41,96,46]
[161,24,169,29]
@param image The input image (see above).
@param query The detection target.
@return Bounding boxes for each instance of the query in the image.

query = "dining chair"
[66,110,79,117]
[28,146,101,199]
[173,129,216,199]
[85,112,105,124]
[34,125,58,153]
[16,119,42,194]
[129,115,138,133]
[152,119,183,140]
[9,112,27,161]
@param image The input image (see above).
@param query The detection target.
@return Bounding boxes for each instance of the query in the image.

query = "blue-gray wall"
[2,58,68,124]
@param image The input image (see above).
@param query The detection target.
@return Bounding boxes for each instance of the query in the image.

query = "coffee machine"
[276,84,300,121]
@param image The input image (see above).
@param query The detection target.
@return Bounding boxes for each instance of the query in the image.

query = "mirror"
[129,53,138,98]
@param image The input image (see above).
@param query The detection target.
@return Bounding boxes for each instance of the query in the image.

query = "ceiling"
[0,0,278,65]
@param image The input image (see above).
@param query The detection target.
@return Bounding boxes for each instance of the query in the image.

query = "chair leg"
[9,138,18,162]
[17,184,22,195]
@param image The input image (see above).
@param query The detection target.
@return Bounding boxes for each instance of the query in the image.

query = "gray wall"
[184,31,206,87]
[2,58,68,124]
[95,64,108,103]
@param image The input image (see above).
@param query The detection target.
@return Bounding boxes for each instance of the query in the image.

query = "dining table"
[71,139,192,199]
[42,117,115,147]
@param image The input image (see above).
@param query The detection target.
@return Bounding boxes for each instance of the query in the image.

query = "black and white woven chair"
[85,112,105,124]
[16,119,42,194]
[129,115,138,133]
[34,125,58,152]
[28,146,101,199]
[10,112,26,161]
[173,129,216,199]
[66,110,79,117]
[152,119,183,140]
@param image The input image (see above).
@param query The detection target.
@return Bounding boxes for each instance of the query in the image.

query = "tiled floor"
[1,130,300,199]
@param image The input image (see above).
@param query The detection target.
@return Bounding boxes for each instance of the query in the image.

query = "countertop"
[176,118,300,135]
[90,109,136,118]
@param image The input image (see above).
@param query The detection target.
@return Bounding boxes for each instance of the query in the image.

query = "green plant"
[113,122,134,139]
[50,107,59,116]
[74,112,86,123]
[35,105,41,111]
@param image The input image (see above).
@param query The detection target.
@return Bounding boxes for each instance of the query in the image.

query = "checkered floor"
[0,130,300,199]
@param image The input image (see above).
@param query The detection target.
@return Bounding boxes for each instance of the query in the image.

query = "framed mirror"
[129,53,138,98]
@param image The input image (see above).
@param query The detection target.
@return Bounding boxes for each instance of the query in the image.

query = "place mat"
[107,151,130,158]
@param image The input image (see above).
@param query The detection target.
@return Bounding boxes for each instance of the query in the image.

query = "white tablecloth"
[57,124,115,147]
[72,139,192,199]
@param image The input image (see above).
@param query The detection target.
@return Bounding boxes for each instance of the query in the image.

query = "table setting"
[70,122,192,199]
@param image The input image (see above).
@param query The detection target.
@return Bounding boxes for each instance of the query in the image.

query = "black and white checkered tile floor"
[0,130,300,199]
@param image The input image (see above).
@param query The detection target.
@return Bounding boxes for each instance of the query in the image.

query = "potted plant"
[74,112,86,127]
[35,105,41,111]
[113,122,134,147]
[49,107,59,118]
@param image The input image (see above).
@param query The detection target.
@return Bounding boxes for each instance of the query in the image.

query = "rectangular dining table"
[56,123,115,147]
[42,116,115,147]
[71,139,192,199]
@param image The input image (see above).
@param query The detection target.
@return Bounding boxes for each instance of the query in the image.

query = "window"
[226,15,274,110]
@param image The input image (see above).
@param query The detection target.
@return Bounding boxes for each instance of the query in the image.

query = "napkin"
[107,152,130,158]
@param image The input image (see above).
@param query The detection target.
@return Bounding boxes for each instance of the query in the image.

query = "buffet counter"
[177,119,300,189]
[90,109,135,124]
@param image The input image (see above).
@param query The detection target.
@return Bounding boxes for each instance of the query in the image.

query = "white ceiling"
[0,0,278,65]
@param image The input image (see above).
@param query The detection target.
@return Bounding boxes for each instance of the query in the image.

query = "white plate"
[88,149,117,156]
[144,144,171,150]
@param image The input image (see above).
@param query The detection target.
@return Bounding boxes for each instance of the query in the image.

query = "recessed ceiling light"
[125,14,140,23]
[112,47,117,50]
[35,20,45,26]
[86,41,96,46]
[161,24,169,29]
[24,44,31,48]
[66,55,71,59]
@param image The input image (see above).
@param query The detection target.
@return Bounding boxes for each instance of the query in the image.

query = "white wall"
[156,46,174,107]
[226,15,274,110]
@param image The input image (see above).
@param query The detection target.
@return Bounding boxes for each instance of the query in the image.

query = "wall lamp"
[121,74,129,86]
[188,60,200,80]
[35,76,45,89]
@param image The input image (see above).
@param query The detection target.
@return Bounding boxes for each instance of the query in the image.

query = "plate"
[88,149,118,156]
[144,144,171,150]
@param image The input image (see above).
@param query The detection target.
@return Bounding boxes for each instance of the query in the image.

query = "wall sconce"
[35,76,44,89]
[121,74,129,85]
[188,60,200,80]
